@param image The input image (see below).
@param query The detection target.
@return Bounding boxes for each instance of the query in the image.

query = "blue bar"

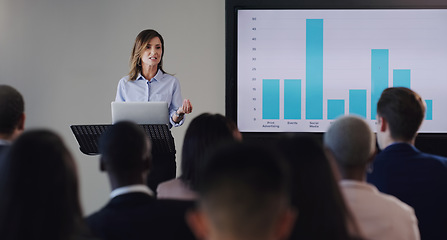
[328,99,345,120]
[262,79,280,119]
[306,19,324,120]
[393,69,411,88]
[349,90,367,118]
[425,100,433,120]
[371,49,389,120]
[284,79,301,119]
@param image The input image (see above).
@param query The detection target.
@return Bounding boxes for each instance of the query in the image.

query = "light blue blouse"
[115,69,184,127]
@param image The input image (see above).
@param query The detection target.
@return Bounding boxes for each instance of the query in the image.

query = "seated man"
[325,115,419,240]
[367,87,447,240]
[186,143,296,240]
[0,85,25,155]
[86,121,196,240]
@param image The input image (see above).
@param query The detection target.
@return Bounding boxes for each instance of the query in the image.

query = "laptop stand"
[70,124,176,191]
[70,124,175,155]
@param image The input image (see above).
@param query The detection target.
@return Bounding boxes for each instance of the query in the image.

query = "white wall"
[0,0,225,215]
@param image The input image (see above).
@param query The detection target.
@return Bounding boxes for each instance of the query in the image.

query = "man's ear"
[143,141,152,173]
[100,156,106,172]
[274,207,297,240]
[378,116,387,132]
[143,154,152,173]
[186,209,209,240]
[18,113,25,131]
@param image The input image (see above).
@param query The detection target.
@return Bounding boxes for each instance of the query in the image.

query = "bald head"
[324,116,375,168]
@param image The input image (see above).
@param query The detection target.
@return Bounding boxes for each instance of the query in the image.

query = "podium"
[71,124,176,191]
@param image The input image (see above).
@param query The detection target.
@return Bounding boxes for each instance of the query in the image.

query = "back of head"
[276,135,332,205]
[324,115,375,169]
[276,134,361,240]
[195,142,290,240]
[377,87,425,141]
[0,130,82,240]
[181,113,239,189]
[0,85,24,135]
[99,121,151,177]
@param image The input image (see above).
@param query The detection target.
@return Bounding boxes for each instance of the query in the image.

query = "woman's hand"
[173,99,192,123]
[177,99,193,115]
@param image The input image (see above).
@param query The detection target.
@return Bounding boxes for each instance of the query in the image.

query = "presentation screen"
[234,9,447,133]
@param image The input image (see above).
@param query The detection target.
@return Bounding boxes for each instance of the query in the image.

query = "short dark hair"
[0,130,83,240]
[0,85,24,135]
[195,142,289,240]
[99,121,151,174]
[180,113,238,190]
[377,87,425,141]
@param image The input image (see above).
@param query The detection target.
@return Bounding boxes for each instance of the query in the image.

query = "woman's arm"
[172,99,193,123]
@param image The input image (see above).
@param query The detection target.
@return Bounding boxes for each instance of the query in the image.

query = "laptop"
[111,102,169,125]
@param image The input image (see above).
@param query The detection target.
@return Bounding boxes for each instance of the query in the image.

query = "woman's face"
[140,37,162,68]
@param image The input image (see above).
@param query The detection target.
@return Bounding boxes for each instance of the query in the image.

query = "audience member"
[186,142,296,240]
[367,87,447,240]
[325,115,420,240]
[86,121,196,240]
[157,113,241,200]
[0,85,25,155]
[0,130,93,240]
[276,134,363,240]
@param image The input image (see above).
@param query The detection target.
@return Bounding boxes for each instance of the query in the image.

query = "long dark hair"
[180,113,239,190]
[0,130,84,240]
[276,134,363,240]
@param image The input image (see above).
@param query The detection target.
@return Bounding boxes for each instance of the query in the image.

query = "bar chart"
[237,9,447,132]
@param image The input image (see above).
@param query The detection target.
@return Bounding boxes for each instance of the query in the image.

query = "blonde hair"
[128,29,165,81]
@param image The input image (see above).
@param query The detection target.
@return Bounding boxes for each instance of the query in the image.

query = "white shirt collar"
[137,69,163,82]
[110,184,154,199]
[153,69,163,81]
[0,139,11,146]
[340,179,378,193]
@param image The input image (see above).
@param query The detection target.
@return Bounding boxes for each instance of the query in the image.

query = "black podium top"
[70,124,175,155]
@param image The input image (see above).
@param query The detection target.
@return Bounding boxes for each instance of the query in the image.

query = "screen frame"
[225,0,447,156]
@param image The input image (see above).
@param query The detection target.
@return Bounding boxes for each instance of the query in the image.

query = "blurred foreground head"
[187,142,295,240]
[276,134,363,240]
[0,130,83,240]
[181,113,241,190]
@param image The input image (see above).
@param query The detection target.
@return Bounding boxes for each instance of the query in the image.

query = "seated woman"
[0,130,94,240]
[157,113,241,200]
[275,134,364,240]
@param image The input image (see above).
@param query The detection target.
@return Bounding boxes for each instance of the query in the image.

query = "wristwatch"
[175,110,185,118]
